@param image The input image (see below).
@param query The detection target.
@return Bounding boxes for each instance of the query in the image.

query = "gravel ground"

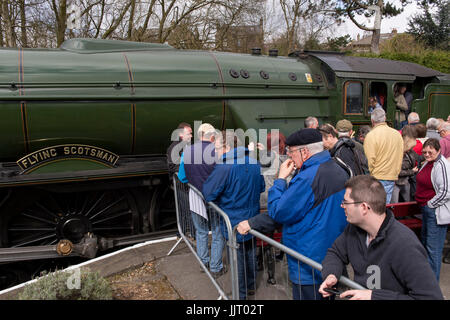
[107,261,181,300]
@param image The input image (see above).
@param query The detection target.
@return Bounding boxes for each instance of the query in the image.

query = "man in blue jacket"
[268,128,348,300]
[202,130,265,300]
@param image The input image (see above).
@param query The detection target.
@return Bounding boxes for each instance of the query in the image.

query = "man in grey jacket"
[319,175,443,300]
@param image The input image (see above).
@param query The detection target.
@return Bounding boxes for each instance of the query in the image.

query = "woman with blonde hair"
[391,125,419,203]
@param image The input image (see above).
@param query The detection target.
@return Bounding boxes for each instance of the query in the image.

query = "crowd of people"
[167,110,450,300]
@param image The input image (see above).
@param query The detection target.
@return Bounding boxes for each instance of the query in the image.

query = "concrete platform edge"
[0,236,178,300]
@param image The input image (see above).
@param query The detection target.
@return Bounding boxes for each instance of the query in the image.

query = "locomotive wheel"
[149,185,176,232]
[6,189,139,247]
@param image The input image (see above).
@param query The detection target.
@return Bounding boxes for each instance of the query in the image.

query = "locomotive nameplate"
[17,144,119,173]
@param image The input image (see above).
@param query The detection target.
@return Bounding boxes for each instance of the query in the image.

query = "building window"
[344,81,363,114]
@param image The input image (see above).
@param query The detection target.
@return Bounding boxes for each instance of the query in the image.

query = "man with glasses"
[438,122,450,161]
[266,128,349,300]
[319,175,443,300]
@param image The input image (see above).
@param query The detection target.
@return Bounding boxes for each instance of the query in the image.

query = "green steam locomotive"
[0,38,448,260]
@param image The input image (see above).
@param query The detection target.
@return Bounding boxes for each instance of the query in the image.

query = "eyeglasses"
[341,200,364,207]
[286,147,303,155]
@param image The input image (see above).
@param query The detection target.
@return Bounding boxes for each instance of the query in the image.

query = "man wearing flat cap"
[267,128,349,299]
[320,120,368,176]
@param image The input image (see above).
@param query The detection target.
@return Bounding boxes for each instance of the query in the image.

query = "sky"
[335,1,422,40]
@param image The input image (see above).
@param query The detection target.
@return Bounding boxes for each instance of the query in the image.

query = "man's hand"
[340,289,372,300]
[318,274,338,298]
[278,159,295,179]
[248,142,265,152]
[237,220,251,235]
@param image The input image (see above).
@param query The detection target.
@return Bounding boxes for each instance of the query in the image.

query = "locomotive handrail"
[0,81,326,89]
[256,114,317,121]
[0,94,330,101]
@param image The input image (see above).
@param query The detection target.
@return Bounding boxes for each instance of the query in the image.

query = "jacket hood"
[337,137,355,149]
[329,137,355,156]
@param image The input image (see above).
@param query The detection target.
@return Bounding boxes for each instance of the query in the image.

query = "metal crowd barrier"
[173,174,365,300]
[172,174,239,300]
[231,227,366,300]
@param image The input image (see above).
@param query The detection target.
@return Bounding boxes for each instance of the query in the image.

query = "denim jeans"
[421,205,448,281]
[191,211,225,273]
[391,183,411,203]
[237,238,257,300]
[379,180,395,204]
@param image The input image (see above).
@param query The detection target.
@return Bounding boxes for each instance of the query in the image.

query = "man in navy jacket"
[203,131,265,300]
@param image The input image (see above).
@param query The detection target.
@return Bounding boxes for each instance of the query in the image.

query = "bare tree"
[277,0,339,53]
[0,0,268,52]
[19,0,27,46]
[1,0,18,47]
[50,0,69,47]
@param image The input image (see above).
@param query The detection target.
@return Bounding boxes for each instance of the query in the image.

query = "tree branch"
[347,7,375,31]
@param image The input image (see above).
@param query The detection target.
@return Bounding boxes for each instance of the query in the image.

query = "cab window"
[344,81,363,114]
[370,82,387,112]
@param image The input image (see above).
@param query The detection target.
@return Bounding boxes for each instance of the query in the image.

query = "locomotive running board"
[0,229,177,263]
[0,245,77,263]
[0,155,168,187]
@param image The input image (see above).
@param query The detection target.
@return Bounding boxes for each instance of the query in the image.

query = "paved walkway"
[1,237,449,300]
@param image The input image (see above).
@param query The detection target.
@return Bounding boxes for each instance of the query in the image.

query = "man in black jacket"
[319,175,443,300]
[167,122,192,180]
[319,122,368,176]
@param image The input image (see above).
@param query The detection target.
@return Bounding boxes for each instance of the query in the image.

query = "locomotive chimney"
[251,48,262,56]
[269,49,278,57]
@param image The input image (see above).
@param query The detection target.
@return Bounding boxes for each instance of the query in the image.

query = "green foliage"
[323,35,352,52]
[304,37,322,51]
[332,0,407,28]
[407,0,449,50]
[18,268,113,300]
[351,34,450,74]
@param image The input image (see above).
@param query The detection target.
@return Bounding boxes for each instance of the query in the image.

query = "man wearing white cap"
[178,123,226,278]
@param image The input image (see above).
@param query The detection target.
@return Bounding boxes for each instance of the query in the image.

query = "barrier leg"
[167,236,183,256]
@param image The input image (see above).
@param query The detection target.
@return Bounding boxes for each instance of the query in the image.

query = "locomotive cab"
[306,51,449,129]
